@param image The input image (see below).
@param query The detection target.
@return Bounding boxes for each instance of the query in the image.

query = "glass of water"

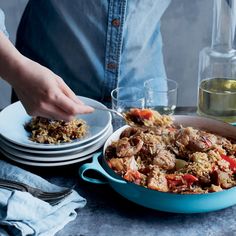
[144,78,178,115]
[111,87,145,128]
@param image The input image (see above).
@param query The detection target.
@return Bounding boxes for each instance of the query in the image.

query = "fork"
[0,178,74,205]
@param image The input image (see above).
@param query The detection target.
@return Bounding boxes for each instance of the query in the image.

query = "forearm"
[0,31,93,120]
[0,31,26,86]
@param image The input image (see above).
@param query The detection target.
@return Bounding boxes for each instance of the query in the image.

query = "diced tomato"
[123,170,142,182]
[182,174,198,186]
[166,174,183,187]
[166,174,198,187]
[131,108,153,120]
[220,154,236,173]
[167,179,182,188]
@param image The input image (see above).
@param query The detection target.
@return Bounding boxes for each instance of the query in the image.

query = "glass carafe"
[197,0,236,123]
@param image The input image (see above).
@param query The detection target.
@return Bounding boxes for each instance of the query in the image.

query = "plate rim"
[0,96,111,149]
[0,125,113,162]
[0,148,96,167]
[0,123,112,155]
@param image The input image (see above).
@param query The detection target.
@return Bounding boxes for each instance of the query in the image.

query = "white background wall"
[162,0,213,107]
[0,0,213,109]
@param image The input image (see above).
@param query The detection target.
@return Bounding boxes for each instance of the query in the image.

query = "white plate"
[0,96,111,149]
[0,125,113,162]
[0,148,95,167]
[0,123,112,155]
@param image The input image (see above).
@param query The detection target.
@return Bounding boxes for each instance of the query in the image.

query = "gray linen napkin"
[0,160,86,236]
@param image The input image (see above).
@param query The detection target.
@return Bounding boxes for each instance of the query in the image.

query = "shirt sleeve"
[0,8,9,37]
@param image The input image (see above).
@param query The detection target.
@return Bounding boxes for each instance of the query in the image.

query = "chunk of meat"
[108,156,138,173]
[116,137,143,158]
[212,170,236,189]
[107,158,124,172]
[153,149,175,170]
[175,127,195,147]
[120,127,141,139]
[147,166,169,192]
[175,128,216,154]
[181,152,212,184]
[187,137,210,152]
[187,131,216,152]
[123,170,145,185]
[199,131,218,146]
[105,144,117,159]
[139,133,163,156]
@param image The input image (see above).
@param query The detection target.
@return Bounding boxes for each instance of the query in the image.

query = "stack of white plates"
[0,96,112,167]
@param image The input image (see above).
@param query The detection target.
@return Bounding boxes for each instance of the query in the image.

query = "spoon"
[90,106,125,119]
[90,106,163,131]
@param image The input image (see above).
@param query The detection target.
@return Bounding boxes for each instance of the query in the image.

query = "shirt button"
[107,62,117,70]
[112,18,120,27]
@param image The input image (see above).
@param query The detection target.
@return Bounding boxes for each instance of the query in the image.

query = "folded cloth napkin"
[0,160,86,236]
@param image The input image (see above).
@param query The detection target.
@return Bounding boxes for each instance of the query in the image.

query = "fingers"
[54,77,94,115]
[27,99,93,122]
[36,101,94,122]
[25,90,94,121]
[54,92,94,116]
[31,104,75,122]
[13,60,94,121]
[56,77,84,106]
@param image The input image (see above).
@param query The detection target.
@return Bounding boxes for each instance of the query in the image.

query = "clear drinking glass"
[144,78,178,115]
[111,87,145,128]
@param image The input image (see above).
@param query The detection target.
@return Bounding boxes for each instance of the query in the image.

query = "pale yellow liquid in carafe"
[197,78,236,123]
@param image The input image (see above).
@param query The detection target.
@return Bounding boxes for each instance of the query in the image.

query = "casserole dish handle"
[79,152,126,184]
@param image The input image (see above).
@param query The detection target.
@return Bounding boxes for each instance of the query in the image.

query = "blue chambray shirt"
[13,0,171,104]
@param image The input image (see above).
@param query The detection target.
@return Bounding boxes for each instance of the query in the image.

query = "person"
[0,9,93,121]
[14,1,171,100]
[1,0,171,119]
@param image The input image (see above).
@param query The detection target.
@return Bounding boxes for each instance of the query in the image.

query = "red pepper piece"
[166,174,198,187]
[221,154,236,173]
[182,174,198,186]
[131,109,153,120]
[124,170,142,182]
[166,174,184,188]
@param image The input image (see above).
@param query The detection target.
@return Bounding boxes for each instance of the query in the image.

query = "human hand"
[0,31,93,121]
[10,57,94,121]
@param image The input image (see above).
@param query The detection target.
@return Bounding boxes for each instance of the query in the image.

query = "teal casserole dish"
[79,115,236,213]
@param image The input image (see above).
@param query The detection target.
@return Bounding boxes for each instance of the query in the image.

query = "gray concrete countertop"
[2,107,236,236]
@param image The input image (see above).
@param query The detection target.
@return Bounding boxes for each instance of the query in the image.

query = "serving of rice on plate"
[24,117,88,144]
